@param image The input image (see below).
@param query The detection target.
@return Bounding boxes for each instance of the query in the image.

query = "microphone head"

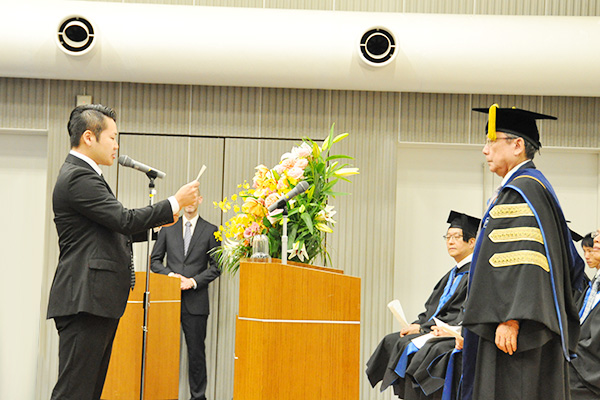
[118,154,132,167]
[297,180,309,192]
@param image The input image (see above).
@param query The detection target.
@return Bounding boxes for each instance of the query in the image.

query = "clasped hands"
[170,273,195,290]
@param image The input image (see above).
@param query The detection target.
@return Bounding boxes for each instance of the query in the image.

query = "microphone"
[267,181,310,212]
[118,155,166,179]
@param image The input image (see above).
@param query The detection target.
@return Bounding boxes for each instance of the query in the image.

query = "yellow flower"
[334,167,359,177]
[242,198,266,219]
[234,205,240,213]
[231,194,238,201]
[316,223,333,233]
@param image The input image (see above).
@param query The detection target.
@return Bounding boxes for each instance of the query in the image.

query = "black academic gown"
[403,337,458,400]
[366,261,470,395]
[462,162,584,400]
[570,284,600,399]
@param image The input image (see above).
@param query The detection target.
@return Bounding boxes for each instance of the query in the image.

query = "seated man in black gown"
[366,210,480,398]
[570,231,600,399]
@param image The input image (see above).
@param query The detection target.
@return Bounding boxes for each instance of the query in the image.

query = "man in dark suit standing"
[151,193,220,400]
[47,104,200,400]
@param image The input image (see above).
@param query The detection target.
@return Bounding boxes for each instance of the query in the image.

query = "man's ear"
[469,237,476,248]
[81,130,95,147]
[513,137,526,157]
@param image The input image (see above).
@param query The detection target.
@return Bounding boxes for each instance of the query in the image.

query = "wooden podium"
[233,259,361,399]
[101,272,181,400]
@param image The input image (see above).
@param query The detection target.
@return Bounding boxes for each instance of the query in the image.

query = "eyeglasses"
[593,231,600,239]
[484,137,513,146]
[443,234,463,242]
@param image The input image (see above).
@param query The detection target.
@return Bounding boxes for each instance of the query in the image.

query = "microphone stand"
[140,170,158,400]
[281,205,288,265]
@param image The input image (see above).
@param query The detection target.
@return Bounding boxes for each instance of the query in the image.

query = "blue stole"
[433,266,466,318]
[394,267,466,378]
[579,281,600,323]
[440,349,462,400]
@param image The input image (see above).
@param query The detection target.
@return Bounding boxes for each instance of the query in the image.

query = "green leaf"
[329,191,350,196]
[301,212,314,234]
[326,154,354,161]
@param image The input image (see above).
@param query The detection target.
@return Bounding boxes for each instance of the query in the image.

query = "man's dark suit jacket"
[150,217,220,315]
[47,154,174,320]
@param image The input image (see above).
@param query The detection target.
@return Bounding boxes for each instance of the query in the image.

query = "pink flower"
[292,143,312,158]
[273,164,285,175]
[243,222,261,238]
[281,158,295,170]
[264,192,280,209]
[287,167,304,180]
[294,158,308,169]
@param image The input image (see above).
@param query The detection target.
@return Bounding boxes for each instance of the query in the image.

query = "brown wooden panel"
[233,320,360,399]
[234,260,360,399]
[102,272,180,400]
[238,261,360,321]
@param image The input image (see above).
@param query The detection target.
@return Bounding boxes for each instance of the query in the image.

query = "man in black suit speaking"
[151,192,220,400]
[47,104,200,400]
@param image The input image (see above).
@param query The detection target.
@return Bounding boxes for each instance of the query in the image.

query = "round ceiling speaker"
[359,27,396,67]
[57,16,95,56]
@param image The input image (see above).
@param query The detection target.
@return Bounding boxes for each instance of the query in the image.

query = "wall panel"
[0,78,48,130]
[547,0,600,16]
[335,0,404,12]
[400,92,471,143]
[404,0,473,14]
[193,0,262,7]
[475,0,545,15]
[121,83,191,135]
[261,88,332,139]
[265,0,333,9]
[542,96,600,148]
[191,86,261,138]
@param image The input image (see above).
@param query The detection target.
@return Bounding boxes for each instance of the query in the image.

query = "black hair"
[582,233,594,248]
[462,229,477,242]
[68,104,117,148]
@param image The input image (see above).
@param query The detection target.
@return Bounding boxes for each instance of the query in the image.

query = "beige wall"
[1,1,599,400]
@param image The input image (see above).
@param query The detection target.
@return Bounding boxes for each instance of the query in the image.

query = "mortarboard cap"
[447,210,481,237]
[473,104,557,150]
[569,229,583,243]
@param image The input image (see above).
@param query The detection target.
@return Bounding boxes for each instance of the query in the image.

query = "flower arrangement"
[211,125,359,274]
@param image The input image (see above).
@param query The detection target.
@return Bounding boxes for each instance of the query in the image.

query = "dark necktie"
[184,221,192,256]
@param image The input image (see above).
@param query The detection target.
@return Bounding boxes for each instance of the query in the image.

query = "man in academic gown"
[461,105,585,400]
[569,231,600,399]
[366,210,480,398]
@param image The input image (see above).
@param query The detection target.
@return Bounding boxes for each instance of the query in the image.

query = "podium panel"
[233,260,361,399]
[101,272,181,400]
